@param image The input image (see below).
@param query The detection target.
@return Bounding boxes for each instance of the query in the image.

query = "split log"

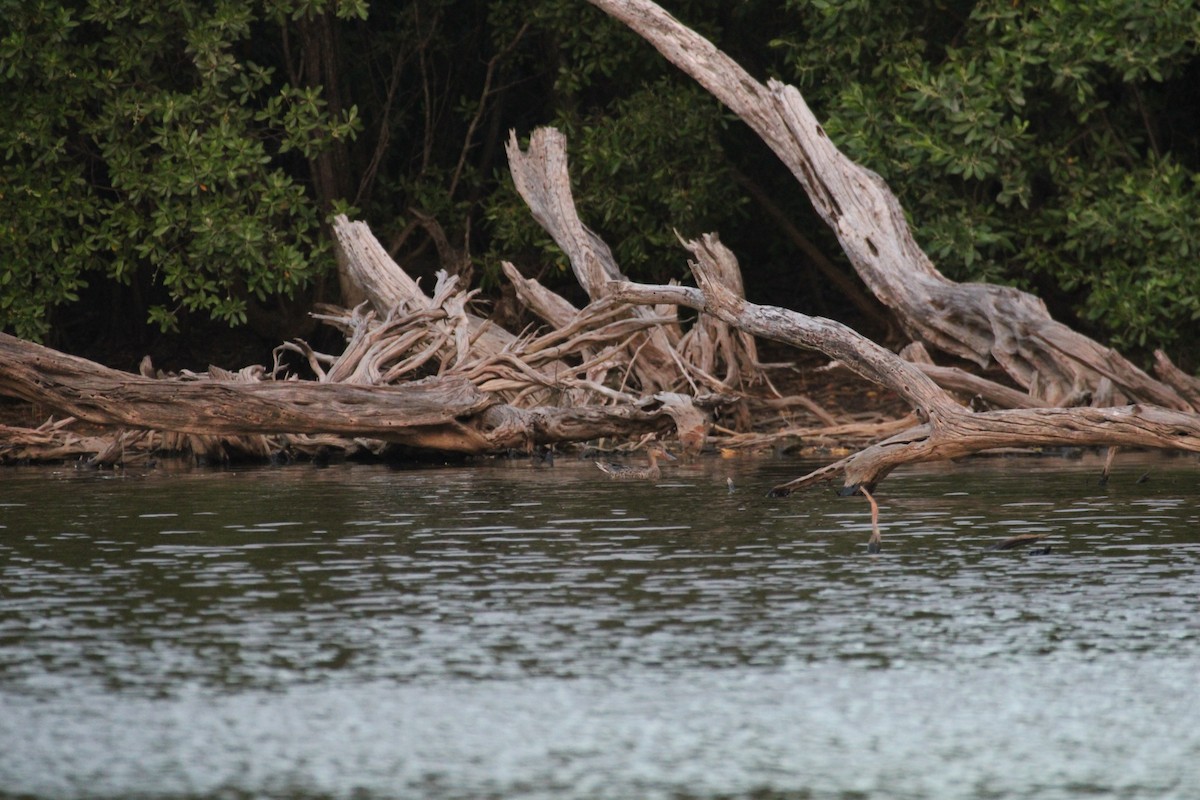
[585,0,1192,412]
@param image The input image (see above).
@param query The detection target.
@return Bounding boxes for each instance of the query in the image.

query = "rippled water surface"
[2,452,1199,799]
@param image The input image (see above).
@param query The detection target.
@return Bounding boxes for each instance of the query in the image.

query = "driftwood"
[6,0,1200,482]
[0,333,685,461]
[0,418,154,466]
[504,128,766,400]
[612,237,1200,493]
[0,212,810,465]
[505,128,682,395]
[548,0,1200,495]
[330,214,570,402]
[585,0,1193,413]
[327,211,767,420]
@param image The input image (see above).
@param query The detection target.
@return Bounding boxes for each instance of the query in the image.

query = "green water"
[1,452,1198,798]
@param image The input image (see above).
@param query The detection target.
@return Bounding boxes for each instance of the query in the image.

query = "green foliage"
[351,0,744,293]
[772,0,1200,354]
[2,0,1198,365]
[1040,157,1200,348]
[0,0,359,339]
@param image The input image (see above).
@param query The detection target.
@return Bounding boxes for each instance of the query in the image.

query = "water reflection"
[1,453,1199,798]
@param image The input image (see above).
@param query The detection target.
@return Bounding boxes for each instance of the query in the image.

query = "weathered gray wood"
[772,403,1200,496]
[585,0,1190,411]
[500,260,579,330]
[1154,350,1200,409]
[505,128,681,393]
[331,214,544,374]
[330,214,587,403]
[506,127,767,399]
[0,333,490,439]
[610,235,1200,491]
[610,234,963,425]
[912,364,1052,410]
[0,333,676,455]
[332,214,431,315]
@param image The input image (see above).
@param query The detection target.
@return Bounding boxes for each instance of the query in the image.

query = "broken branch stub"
[499,260,579,331]
[504,127,763,401]
[331,214,554,381]
[330,214,588,404]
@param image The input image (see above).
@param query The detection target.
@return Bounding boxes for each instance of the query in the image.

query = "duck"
[594,444,676,480]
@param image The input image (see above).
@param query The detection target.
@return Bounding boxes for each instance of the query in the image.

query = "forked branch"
[611,236,1200,492]
[586,0,1191,411]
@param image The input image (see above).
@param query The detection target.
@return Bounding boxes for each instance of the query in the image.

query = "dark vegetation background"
[2,0,1197,373]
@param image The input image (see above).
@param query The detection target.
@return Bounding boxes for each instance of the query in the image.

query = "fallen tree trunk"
[610,235,1200,492]
[9,0,1197,476]
[0,333,678,458]
[586,0,1193,412]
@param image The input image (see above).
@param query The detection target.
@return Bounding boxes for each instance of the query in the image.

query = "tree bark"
[329,214,611,409]
[505,127,762,399]
[585,0,1191,412]
[504,128,681,393]
[609,235,1200,492]
[331,214,529,369]
[0,333,676,457]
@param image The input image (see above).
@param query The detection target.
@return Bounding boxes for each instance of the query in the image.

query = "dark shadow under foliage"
[2,0,1198,372]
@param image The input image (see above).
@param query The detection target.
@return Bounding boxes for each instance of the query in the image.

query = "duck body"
[594,446,675,480]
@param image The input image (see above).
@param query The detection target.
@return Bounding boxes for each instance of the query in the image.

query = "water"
[1,452,1199,799]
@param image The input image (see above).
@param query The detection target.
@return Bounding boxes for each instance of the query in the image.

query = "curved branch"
[610,234,963,425]
[585,0,1190,410]
[610,235,1200,492]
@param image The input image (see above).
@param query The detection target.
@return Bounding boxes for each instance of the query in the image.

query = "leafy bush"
[0,0,361,340]
[2,0,1197,367]
[772,0,1200,354]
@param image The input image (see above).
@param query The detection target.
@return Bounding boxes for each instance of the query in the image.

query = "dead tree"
[6,0,1200,477]
[0,333,679,462]
[610,236,1200,494]
[490,124,1200,491]
[585,0,1195,412]
[503,127,766,402]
